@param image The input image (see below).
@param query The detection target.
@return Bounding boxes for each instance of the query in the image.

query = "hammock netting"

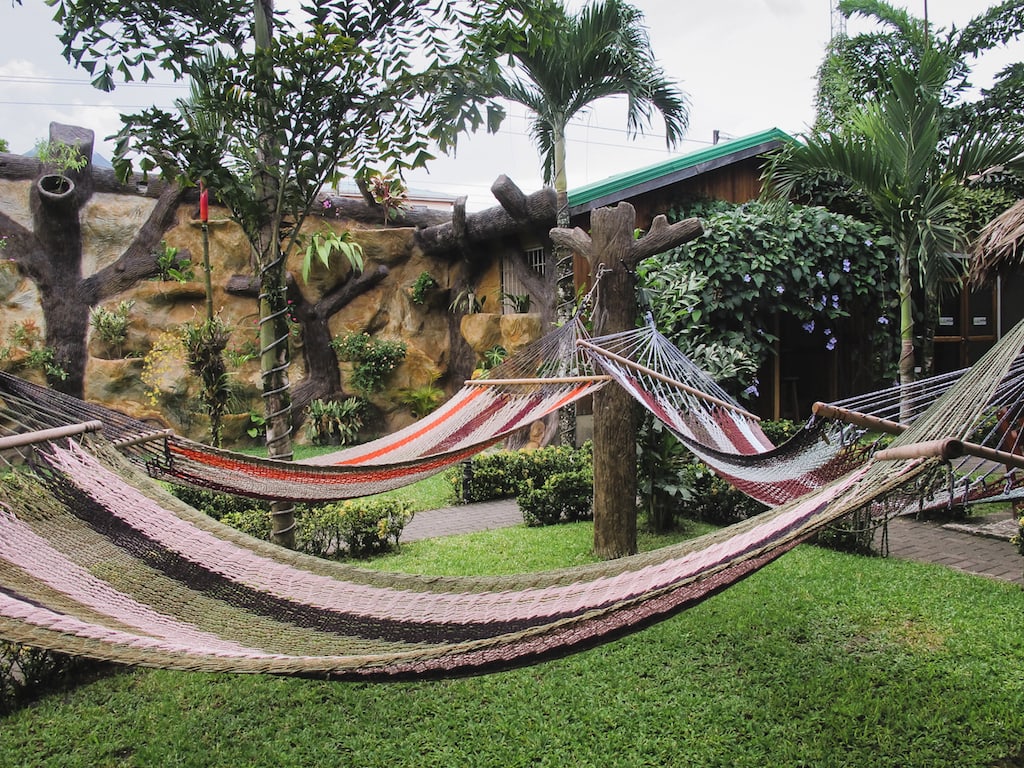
[0,317,607,502]
[585,319,1024,511]
[1,314,1024,678]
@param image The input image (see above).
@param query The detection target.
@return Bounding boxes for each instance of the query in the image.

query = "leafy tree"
[40,0,518,546]
[766,48,1024,403]
[0,138,9,153]
[816,0,1024,137]
[489,0,689,443]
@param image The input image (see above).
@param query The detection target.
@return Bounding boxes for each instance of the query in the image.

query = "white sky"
[0,1,1018,210]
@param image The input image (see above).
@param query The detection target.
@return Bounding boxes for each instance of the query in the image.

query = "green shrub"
[410,271,438,304]
[220,507,273,540]
[299,498,413,558]
[171,485,270,522]
[519,469,593,526]
[305,397,364,445]
[1,642,106,716]
[679,462,768,525]
[89,300,134,356]
[458,443,593,504]
[332,332,406,395]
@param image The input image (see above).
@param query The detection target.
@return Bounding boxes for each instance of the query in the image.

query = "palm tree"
[493,0,689,443]
[765,48,1024,412]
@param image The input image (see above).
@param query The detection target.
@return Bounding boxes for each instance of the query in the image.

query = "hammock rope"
[584,317,1024,510]
[1,315,1023,677]
[0,317,606,501]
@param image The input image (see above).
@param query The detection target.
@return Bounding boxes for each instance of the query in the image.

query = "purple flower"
[802,320,815,333]
[831,294,840,309]
[322,199,333,209]
[826,337,837,351]
[877,316,889,325]
[775,284,784,294]
[815,270,825,281]
[865,239,873,247]
[842,259,851,273]
[743,383,759,398]
[743,274,751,283]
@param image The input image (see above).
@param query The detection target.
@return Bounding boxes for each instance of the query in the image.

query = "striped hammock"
[0,434,930,678]
[0,318,607,502]
[584,318,1024,509]
[1,305,1021,678]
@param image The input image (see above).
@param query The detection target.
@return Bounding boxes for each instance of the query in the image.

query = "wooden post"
[551,203,702,559]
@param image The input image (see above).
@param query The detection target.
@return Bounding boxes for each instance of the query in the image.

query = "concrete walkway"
[402,498,1024,586]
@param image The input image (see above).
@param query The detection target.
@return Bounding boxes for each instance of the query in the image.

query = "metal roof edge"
[567,127,795,213]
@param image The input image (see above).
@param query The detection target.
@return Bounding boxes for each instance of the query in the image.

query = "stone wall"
[0,178,506,443]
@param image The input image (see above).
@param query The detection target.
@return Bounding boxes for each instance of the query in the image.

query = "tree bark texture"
[1,123,185,398]
[551,203,702,559]
[414,176,556,257]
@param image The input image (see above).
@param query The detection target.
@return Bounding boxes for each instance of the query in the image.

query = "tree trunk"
[897,249,916,422]
[551,205,702,560]
[588,205,643,557]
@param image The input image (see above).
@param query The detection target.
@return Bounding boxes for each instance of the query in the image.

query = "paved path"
[402,498,1024,586]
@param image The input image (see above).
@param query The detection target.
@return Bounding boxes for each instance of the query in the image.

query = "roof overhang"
[567,128,796,216]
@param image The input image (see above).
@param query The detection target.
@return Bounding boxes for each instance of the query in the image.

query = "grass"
[3,524,1024,767]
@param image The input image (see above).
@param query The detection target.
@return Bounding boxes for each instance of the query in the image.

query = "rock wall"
[0,178,518,443]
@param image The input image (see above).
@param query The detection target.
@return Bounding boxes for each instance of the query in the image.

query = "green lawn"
[2,521,1024,767]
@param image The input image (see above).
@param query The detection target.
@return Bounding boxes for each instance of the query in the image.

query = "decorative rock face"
[0,186,493,441]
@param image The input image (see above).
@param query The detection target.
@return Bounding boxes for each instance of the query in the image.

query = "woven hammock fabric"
[0,318,606,501]
[584,324,864,505]
[587,319,1024,512]
[2,309,1023,678]
[0,438,929,678]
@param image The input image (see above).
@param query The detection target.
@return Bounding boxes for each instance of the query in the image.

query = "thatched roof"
[970,199,1024,287]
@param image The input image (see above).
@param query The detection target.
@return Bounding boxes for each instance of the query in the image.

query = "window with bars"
[500,246,546,314]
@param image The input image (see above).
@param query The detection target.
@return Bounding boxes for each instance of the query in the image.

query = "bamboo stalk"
[0,420,104,450]
[465,375,612,386]
[578,338,760,421]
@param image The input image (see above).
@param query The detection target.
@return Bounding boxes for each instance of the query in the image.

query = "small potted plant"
[34,139,88,198]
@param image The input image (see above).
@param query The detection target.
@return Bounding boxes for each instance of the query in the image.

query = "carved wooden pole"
[551,203,702,558]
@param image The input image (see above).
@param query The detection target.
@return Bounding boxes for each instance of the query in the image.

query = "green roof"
[567,127,795,212]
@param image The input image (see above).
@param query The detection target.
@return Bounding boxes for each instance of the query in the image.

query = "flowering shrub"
[643,201,899,390]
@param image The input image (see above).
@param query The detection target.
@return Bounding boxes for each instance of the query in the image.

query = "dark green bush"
[299,498,413,558]
[220,507,273,540]
[679,462,768,525]
[1,642,109,716]
[170,485,270,521]
[519,469,593,526]
[458,443,592,503]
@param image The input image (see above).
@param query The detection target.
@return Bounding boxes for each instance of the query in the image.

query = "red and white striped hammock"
[0,317,608,502]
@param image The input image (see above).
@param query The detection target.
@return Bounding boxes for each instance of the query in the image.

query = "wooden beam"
[0,421,103,450]
[812,402,907,435]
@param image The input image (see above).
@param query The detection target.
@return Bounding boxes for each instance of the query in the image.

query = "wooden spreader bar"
[0,420,104,450]
[465,375,612,386]
[579,339,761,422]
[875,437,1024,471]
[111,429,174,449]
[812,402,906,435]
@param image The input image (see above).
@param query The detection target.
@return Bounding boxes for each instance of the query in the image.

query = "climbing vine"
[645,201,899,391]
